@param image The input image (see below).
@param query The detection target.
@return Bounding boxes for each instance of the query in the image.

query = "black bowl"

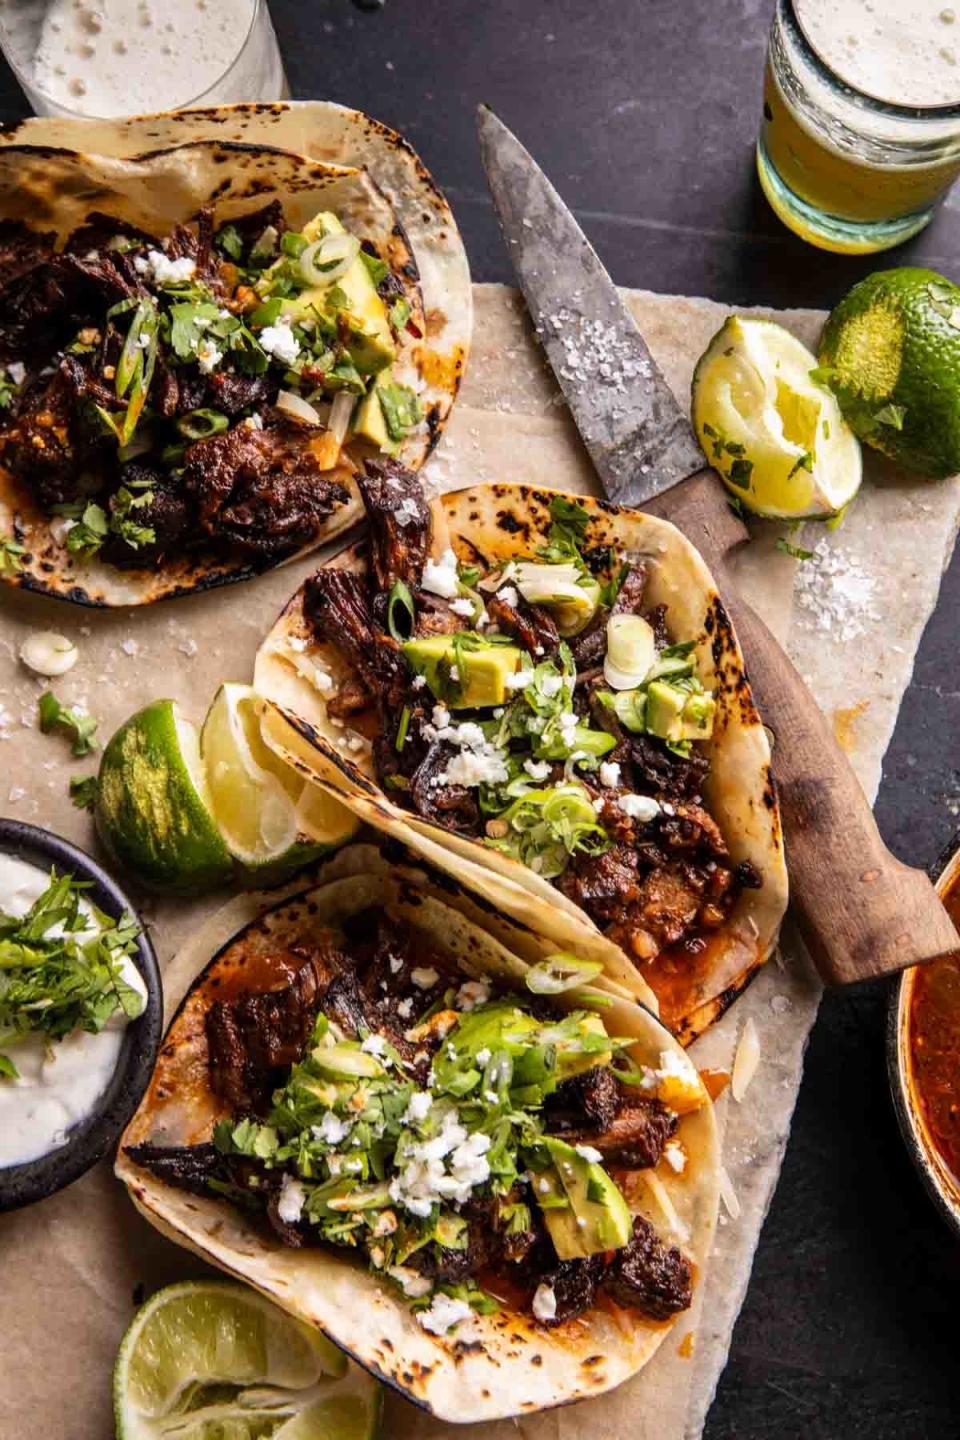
[0,819,162,1212]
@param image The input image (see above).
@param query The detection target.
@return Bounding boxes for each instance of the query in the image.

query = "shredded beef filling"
[128,912,694,1327]
[299,470,753,970]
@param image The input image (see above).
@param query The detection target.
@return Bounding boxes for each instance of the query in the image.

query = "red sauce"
[908,880,960,1183]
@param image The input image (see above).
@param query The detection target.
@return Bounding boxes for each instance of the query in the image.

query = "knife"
[477,105,960,986]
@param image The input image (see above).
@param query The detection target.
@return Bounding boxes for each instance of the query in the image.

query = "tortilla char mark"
[125,900,694,1330]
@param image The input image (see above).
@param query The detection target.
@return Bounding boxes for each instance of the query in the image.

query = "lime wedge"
[96,699,233,894]
[114,1280,382,1440]
[691,315,862,519]
[201,683,358,880]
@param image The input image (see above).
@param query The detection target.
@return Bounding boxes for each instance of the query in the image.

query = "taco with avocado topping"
[117,842,718,1422]
[254,479,788,1043]
[0,109,469,606]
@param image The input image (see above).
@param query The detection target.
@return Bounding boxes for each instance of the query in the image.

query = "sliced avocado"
[353,374,398,453]
[645,680,686,742]
[679,691,716,741]
[402,633,524,709]
[538,723,616,761]
[284,213,396,374]
[535,1137,632,1260]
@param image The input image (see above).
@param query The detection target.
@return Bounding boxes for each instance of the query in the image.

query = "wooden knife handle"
[645,469,960,985]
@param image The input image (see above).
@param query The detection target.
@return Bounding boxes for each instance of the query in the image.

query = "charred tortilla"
[254,480,788,1044]
[0,113,469,606]
[117,841,718,1423]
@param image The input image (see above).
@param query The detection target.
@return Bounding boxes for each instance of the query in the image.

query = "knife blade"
[477,104,960,986]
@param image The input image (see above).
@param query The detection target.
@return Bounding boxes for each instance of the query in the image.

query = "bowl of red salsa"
[889,838,960,1232]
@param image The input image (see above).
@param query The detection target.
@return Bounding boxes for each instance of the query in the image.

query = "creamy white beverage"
[0,854,146,1168]
[795,0,960,108]
[30,0,258,116]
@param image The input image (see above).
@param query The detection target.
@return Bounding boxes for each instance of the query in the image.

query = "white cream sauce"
[31,0,257,118]
[0,853,146,1169]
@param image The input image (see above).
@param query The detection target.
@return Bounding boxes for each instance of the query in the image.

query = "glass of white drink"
[759,0,960,253]
[0,0,288,118]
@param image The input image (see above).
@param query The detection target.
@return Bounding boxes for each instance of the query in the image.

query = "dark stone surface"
[1,0,959,1429]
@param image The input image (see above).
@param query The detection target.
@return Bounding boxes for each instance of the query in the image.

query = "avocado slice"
[679,691,716,741]
[281,213,396,374]
[534,1137,632,1260]
[645,680,686,742]
[353,374,396,452]
[402,633,523,709]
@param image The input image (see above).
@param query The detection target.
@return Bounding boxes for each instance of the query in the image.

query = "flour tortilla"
[0,110,470,606]
[117,840,719,1424]
[254,484,789,1043]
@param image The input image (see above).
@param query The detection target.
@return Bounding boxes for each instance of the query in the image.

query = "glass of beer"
[758,0,960,253]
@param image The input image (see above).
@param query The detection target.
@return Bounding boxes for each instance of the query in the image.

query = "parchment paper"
[2,284,957,1439]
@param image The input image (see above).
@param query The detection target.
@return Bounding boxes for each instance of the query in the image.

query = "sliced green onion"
[526,954,605,995]
[604,613,657,690]
[176,408,229,441]
[395,705,411,752]
[387,579,415,641]
[300,233,361,286]
[281,231,308,258]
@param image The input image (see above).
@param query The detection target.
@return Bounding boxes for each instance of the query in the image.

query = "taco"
[117,842,718,1422]
[0,114,469,606]
[254,477,788,1043]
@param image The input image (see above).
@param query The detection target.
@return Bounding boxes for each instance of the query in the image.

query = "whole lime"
[818,267,960,479]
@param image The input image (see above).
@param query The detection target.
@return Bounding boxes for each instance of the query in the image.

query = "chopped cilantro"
[0,870,143,1073]
[0,535,25,575]
[775,537,814,560]
[215,223,244,262]
[389,297,412,331]
[168,300,223,361]
[69,775,98,811]
[787,451,814,481]
[359,250,389,287]
[726,457,754,489]
[38,692,98,757]
[56,501,109,558]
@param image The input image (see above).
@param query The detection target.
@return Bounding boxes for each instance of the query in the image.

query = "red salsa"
[909,880,960,1183]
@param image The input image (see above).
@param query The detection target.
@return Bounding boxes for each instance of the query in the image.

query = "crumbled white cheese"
[397,996,413,1019]
[574,1143,603,1164]
[421,548,460,600]
[504,668,535,691]
[196,338,223,374]
[417,1293,473,1336]
[388,954,404,974]
[313,1111,350,1146]
[403,1091,433,1125]
[411,967,440,989]
[497,585,519,607]
[532,1283,557,1322]
[455,978,491,1011]
[276,1173,306,1224]
[361,1033,387,1057]
[259,319,301,366]
[523,758,551,781]
[441,747,510,787]
[663,1141,687,1174]
[618,793,660,822]
[431,703,451,730]
[411,673,427,690]
[388,1109,491,1215]
[7,361,25,385]
[599,760,621,789]
[388,1264,434,1299]
[475,1047,491,1066]
[134,250,196,286]
[540,674,563,698]
[449,597,475,617]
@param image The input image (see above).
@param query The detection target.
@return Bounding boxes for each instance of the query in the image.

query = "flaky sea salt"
[793,538,880,643]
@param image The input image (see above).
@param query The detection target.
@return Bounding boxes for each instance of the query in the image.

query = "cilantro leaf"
[359,250,389,287]
[215,223,244,262]
[38,692,98,756]
[775,537,814,561]
[69,775,98,811]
